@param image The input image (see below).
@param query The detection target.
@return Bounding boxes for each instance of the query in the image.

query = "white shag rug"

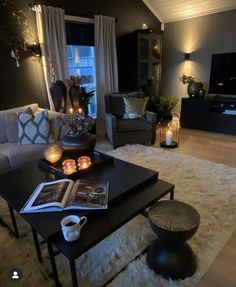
[1,144,236,287]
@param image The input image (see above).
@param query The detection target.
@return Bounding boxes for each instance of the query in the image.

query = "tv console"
[180,97,236,135]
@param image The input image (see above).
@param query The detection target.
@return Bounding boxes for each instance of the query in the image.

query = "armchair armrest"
[105,113,118,147]
[145,111,157,124]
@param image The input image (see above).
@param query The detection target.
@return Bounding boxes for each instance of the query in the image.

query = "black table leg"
[8,204,19,238]
[170,189,174,200]
[70,259,78,287]
[31,227,43,263]
[47,240,61,287]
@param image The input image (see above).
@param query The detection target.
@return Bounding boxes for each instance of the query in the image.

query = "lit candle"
[78,108,83,114]
[77,156,92,170]
[69,108,74,114]
[62,159,77,175]
[44,144,62,164]
[165,129,173,146]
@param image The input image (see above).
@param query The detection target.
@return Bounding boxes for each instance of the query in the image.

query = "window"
[66,21,96,118]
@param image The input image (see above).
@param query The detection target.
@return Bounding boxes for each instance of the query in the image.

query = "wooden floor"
[96,128,236,287]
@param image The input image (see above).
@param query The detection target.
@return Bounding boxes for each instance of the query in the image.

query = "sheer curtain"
[94,15,118,135]
[35,5,68,110]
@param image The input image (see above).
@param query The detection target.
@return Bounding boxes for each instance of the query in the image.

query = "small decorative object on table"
[62,159,77,175]
[44,144,62,166]
[77,156,92,170]
[61,112,96,155]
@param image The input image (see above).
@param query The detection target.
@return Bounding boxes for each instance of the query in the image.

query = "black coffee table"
[0,152,174,286]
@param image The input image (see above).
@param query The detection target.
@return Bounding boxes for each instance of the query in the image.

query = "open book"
[20,179,109,213]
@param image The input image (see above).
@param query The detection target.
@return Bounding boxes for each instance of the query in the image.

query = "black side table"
[147,200,200,279]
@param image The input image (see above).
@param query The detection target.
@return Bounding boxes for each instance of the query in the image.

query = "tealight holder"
[44,144,62,165]
[77,156,92,170]
[62,159,77,175]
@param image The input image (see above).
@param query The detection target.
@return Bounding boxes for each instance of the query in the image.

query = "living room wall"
[162,9,236,114]
[0,0,161,110]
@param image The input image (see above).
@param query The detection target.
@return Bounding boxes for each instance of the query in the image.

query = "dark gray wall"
[162,9,236,113]
[0,0,161,110]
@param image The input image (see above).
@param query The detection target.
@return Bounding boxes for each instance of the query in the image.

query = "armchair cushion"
[105,92,142,118]
[117,118,152,132]
[123,97,149,119]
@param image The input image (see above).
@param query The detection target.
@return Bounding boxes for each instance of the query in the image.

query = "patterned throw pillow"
[123,97,149,119]
[18,109,53,145]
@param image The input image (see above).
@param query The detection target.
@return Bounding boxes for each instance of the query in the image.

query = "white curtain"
[95,15,119,135]
[35,5,69,110]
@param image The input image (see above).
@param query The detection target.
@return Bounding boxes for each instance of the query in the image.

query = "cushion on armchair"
[123,97,149,119]
[105,92,143,118]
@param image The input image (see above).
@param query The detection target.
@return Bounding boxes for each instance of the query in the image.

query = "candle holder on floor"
[160,114,180,148]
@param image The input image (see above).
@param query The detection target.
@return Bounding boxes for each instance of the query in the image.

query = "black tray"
[38,151,113,179]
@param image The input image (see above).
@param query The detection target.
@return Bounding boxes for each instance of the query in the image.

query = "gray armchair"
[105,93,157,148]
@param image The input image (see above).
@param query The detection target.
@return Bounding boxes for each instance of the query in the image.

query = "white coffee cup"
[61,215,87,242]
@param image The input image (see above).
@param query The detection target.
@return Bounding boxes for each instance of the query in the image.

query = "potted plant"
[157,95,178,121]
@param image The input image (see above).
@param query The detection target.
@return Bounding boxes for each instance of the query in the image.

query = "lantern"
[160,114,180,148]
[44,144,62,165]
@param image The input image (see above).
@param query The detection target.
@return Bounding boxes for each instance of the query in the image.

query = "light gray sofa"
[0,103,63,172]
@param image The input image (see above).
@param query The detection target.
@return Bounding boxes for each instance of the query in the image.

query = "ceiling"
[143,0,236,23]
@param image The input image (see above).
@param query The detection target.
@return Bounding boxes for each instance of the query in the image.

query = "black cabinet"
[122,32,162,99]
[180,98,236,135]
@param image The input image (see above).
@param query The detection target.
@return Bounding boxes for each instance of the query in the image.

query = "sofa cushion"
[0,103,39,143]
[18,109,54,145]
[117,118,152,132]
[123,97,149,119]
[0,142,51,167]
[5,113,19,142]
[0,153,11,172]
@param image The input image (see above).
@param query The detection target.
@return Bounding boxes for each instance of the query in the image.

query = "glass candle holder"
[62,159,77,175]
[44,144,62,165]
[77,156,92,170]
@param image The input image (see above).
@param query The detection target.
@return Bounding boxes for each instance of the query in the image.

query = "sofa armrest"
[105,113,118,147]
[145,111,157,124]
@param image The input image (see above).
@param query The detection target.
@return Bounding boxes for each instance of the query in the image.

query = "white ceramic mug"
[61,215,87,242]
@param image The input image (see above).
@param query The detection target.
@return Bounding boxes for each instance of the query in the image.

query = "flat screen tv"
[209,53,236,96]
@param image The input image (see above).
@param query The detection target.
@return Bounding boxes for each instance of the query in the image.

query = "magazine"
[20,179,109,213]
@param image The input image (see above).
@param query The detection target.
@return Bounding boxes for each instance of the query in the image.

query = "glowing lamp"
[44,144,62,164]
[77,156,92,170]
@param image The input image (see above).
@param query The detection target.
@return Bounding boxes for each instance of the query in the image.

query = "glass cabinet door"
[139,37,149,61]
[152,38,161,60]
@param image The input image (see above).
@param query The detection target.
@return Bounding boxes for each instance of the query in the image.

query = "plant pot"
[62,133,96,156]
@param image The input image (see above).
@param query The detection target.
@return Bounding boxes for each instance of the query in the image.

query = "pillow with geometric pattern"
[18,109,53,145]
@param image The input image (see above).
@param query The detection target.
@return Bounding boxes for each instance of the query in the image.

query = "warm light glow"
[77,156,92,170]
[62,159,77,175]
[78,108,83,114]
[165,129,173,146]
[44,144,62,164]
[142,23,148,29]
[69,107,74,114]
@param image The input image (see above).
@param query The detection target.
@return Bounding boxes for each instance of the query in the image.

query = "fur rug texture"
[1,144,236,287]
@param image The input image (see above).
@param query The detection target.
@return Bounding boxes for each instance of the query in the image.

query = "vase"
[61,132,96,156]
[69,86,80,111]
[187,82,203,97]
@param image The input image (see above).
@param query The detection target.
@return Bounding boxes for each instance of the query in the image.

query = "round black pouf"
[147,200,200,280]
